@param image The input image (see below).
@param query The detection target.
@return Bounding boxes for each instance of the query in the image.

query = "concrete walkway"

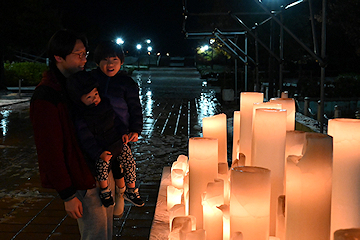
[0,67,237,240]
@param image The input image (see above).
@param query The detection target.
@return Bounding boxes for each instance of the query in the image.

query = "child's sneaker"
[124,188,144,207]
[99,188,115,207]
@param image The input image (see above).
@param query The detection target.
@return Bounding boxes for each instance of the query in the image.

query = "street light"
[116,38,124,45]
[147,46,153,53]
[136,44,142,70]
[147,46,152,67]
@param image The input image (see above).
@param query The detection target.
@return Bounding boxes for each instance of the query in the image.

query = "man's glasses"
[71,51,89,59]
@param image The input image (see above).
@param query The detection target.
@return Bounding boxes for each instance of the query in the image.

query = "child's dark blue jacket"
[91,68,143,135]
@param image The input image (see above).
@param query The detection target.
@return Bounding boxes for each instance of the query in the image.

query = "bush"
[4,61,48,87]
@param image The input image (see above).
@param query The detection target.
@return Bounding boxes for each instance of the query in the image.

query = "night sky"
[57,1,195,56]
[55,0,287,57]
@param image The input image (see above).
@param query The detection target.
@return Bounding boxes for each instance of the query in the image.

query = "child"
[67,71,144,216]
[91,41,144,208]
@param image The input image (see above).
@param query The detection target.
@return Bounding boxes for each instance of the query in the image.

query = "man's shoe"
[124,188,144,207]
[99,189,115,207]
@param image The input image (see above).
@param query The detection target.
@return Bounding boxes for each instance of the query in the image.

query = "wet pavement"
[0,67,238,240]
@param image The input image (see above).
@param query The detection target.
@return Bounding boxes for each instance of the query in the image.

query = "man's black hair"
[47,29,88,69]
[94,40,125,65]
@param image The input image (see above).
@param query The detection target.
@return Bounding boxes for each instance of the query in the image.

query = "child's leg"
[118,144,144,207]
[96,159,114,207]
[118,144,136,187]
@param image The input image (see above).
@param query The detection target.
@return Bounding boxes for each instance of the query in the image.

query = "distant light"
[136,44,142,50]
[200,45,209,52]
[157,52,161,56]
[285,0,304,9]
[166,53,170,57]
[146,39,151,44]
[116,38,124,45]
[210,38,215,45]
[147,46,153,52]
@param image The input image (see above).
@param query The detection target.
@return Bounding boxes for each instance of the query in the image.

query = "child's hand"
[100,151,112,162]
[128,132,139,142]
[122,134,129,144]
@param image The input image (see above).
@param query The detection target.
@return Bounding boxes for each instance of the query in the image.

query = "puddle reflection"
[196,90,219,127]
[0,109,11,138]
[144,90,153,117]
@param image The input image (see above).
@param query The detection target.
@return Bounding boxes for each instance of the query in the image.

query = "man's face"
[57,39,88,77]
[99,56,122,77]
[81,88,101,106]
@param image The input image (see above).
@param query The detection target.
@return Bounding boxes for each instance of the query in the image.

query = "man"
[30,29,114,240]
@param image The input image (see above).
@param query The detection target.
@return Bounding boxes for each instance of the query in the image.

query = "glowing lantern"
[202,113,227,163]
[171,168,184,189]
[232,111,240,162]
[239,92,264,165]
[270,98,295,131]
[189,137,218,229]
[202,179,224,240]
[230,166,271,240]
[167,185,183,211]
[328,119,360,239]
[169,204,185,231]
[285,132,332,240]
[252,108,287,235]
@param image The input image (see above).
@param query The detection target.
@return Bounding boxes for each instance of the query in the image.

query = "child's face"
[99,56,123,77]
[81,88,101,106]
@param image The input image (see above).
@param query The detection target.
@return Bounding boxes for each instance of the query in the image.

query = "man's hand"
[65,197,83,219]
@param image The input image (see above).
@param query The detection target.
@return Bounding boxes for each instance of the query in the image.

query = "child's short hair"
[94,40,125,65]
[47,29,88,69]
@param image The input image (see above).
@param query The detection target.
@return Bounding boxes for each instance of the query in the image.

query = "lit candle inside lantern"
[169,204,186,231]
[252,108,287,235]
[185,229,206,240]
[270,98,296,131]
[167,185,183,211]
[171,168,184,189]
[232,111,240,162]
[239,92,264,165]
[334,228,360,240]
[189,137,218,229]
[328,119,360,240]
[285,133,332,240]
[202,113,227,163]
[202,179,224,240]
[230,166,271,240]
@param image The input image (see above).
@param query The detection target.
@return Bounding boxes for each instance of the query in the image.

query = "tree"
[0,0,62,88]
